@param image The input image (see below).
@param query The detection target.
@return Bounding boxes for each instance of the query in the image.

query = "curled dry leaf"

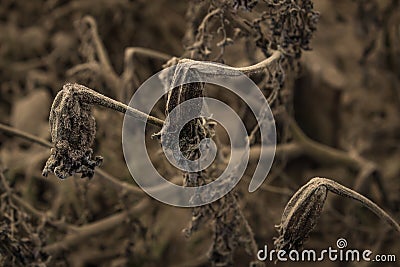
[42,83,103,179]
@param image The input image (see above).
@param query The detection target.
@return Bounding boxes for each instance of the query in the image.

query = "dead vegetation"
[0,0,399,266]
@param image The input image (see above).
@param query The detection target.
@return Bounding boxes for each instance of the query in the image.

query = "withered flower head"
[274,178,327,251]
[42,83,102,179]
[267,0,320,58]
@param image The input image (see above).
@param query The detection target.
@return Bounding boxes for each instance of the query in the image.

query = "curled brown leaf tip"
[42,83,103,179]
[274,178,327,251]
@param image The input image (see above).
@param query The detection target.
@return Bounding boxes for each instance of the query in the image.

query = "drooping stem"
[69,49,282,129]
[321,178,400,233]
[180,50,282,75]
[232,50,282,74]
[0,123,52,148]
[311,178,400,233]
[74,84,165,127]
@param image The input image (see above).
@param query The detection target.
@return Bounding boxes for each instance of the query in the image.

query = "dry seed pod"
[274,178,327,251]
[42,83,102,179]
[275,177,400,252]
[155,59,208,162]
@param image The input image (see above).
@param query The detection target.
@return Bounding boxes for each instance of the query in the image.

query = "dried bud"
[274,178,327,251]
[42,83,102,179]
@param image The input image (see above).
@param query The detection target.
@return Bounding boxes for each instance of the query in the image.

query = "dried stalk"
[287,116,365,168]
[42,198,150,255]
[67,83,164,127]
[285,114,389,205]
[123,47,172,63]
[0,123,52,148]
[180,50,282,75]
[60,48,282,129]
[321,178,400,233]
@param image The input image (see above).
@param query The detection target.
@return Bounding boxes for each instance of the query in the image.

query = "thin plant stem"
[75,84,165,127]
[232,50,282,74]
[320,178,400,233]
[180,50,282,75]
[42,198,150,254]
[285,114,390,205]
[0,123,52,148]
[287,116,362,168]
[79,16,115,74]
[124,47,172,62]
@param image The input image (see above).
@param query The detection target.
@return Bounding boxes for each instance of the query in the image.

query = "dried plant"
[0,168,50,266]
[42,83,102,179]
[159,58,249,266]
[159,1,321,266]
[266,0,320,58]
[42,83,164,180]
[274,177,327,251]
[1,0,399,266]
[275,177,400,251]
